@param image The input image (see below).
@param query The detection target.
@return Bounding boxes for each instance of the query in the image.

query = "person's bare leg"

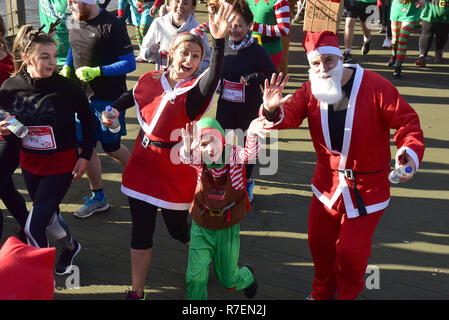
[344,17,356,51]
[130,248,152,297]
[106,144,131,167]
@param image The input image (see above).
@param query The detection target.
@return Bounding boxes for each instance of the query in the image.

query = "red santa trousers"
[308,195,383,300]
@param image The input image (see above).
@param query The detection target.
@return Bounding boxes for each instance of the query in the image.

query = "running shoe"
[382,38,391,48]
[243,264,258,299]
[74,196,110,219]
[343,51,353,64]
[387,55,396,67]
[361,40,371,55]
[135,55,147,63]
[245,180,255,203]
[55,240,81,275]
[415,56,426,67]
[393,66,402,78]
[125,290,147,300]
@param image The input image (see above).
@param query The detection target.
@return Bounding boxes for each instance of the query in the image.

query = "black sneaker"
[387,55,396,67]
[393,66,402,78]
[361,40,371,55]
[55,240,81,275]
[343,51,353,63]
[243,264,258,299]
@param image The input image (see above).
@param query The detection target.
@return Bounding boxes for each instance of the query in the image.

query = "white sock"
[345,48,351,53]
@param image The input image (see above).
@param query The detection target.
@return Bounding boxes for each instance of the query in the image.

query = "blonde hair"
[0,16,9,53]
[11,24,56,76]
[169,32,205,67]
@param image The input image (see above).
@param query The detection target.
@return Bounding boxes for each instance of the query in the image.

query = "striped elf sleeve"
[234,135,260,165]
[191,23,210,37]
[251,0,291,37]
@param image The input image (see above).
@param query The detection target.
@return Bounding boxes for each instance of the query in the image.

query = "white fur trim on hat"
[307,46,343,61]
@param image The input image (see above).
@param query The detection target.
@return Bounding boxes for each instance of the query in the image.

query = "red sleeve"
[376,73,425,165]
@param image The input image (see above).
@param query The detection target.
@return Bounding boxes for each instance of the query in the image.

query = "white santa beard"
[309,60,344,105]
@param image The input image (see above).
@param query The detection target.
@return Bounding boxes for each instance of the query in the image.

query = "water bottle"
[0,111,28,138]
[156,50,168,71]
[388,165,413,184]
[104,106,121,133]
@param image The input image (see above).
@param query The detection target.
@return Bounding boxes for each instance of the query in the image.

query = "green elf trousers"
[186,221,254,300]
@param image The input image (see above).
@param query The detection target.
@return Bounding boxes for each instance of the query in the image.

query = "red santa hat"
[302,31,343,62]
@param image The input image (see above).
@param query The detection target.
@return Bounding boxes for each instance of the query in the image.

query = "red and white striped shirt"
[251,0,291,37]
[180,135,260,190]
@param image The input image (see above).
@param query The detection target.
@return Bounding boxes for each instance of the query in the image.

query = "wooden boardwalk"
[1,8,449,300]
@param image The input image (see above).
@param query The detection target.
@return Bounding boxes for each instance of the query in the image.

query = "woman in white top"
[139,0,211,73]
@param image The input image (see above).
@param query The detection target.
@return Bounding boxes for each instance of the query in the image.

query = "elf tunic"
[262,64,425,218]
[390,0,423,22]
[121,71,215,211]
[248,0,291,56]
[182,138,260,300]
[420,0,449,23]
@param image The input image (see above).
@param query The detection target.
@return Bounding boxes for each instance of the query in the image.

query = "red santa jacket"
[121,70,214,210]
[262,64,425,218]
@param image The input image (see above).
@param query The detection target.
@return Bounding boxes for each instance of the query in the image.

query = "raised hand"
[263,72,292,113]
[181,122,199,154]
[247,116,274,138]
[208,2,234,39]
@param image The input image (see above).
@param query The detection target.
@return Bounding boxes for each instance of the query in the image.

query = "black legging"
[380,0,392,38]
[129,197,190,250]
[0,139,28,239]
[22,169,73,248]
[419,20,449,57]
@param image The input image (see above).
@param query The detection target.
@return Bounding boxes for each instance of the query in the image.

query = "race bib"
[222,79,245,103]
[21,126,57,150]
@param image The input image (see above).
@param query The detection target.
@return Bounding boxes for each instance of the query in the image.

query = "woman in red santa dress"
[260,31,425,300]
[103,3,235,300]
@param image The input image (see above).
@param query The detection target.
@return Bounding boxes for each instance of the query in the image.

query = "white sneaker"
[382,38,392,48]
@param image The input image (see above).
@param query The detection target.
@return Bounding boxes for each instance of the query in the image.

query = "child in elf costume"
[180,116,273,300]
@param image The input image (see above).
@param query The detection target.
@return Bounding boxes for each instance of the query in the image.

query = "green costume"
[39,0,70,66]
[184,118,256,300]
[248,0,289,56]
[420,0,449,23]
[390,0,422,22]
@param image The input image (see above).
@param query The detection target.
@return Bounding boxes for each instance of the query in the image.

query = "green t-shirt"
[39,0,70,66]
[247,0,282,55]
[390,0,423,22]
[420,0,449,23]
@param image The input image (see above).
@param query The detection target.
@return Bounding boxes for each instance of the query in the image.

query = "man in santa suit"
[260,31,425,300]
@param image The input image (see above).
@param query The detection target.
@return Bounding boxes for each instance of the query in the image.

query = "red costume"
[121,71,214,210]
[262,32,425,299]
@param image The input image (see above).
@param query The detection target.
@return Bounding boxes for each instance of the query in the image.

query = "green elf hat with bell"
[195,117,227,168]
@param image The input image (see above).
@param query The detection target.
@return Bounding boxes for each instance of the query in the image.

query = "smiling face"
[25,43,57,79]
[229,13,251,43]
[169,41,203,81]
[170,0,196,26]
[198,132,224,163]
